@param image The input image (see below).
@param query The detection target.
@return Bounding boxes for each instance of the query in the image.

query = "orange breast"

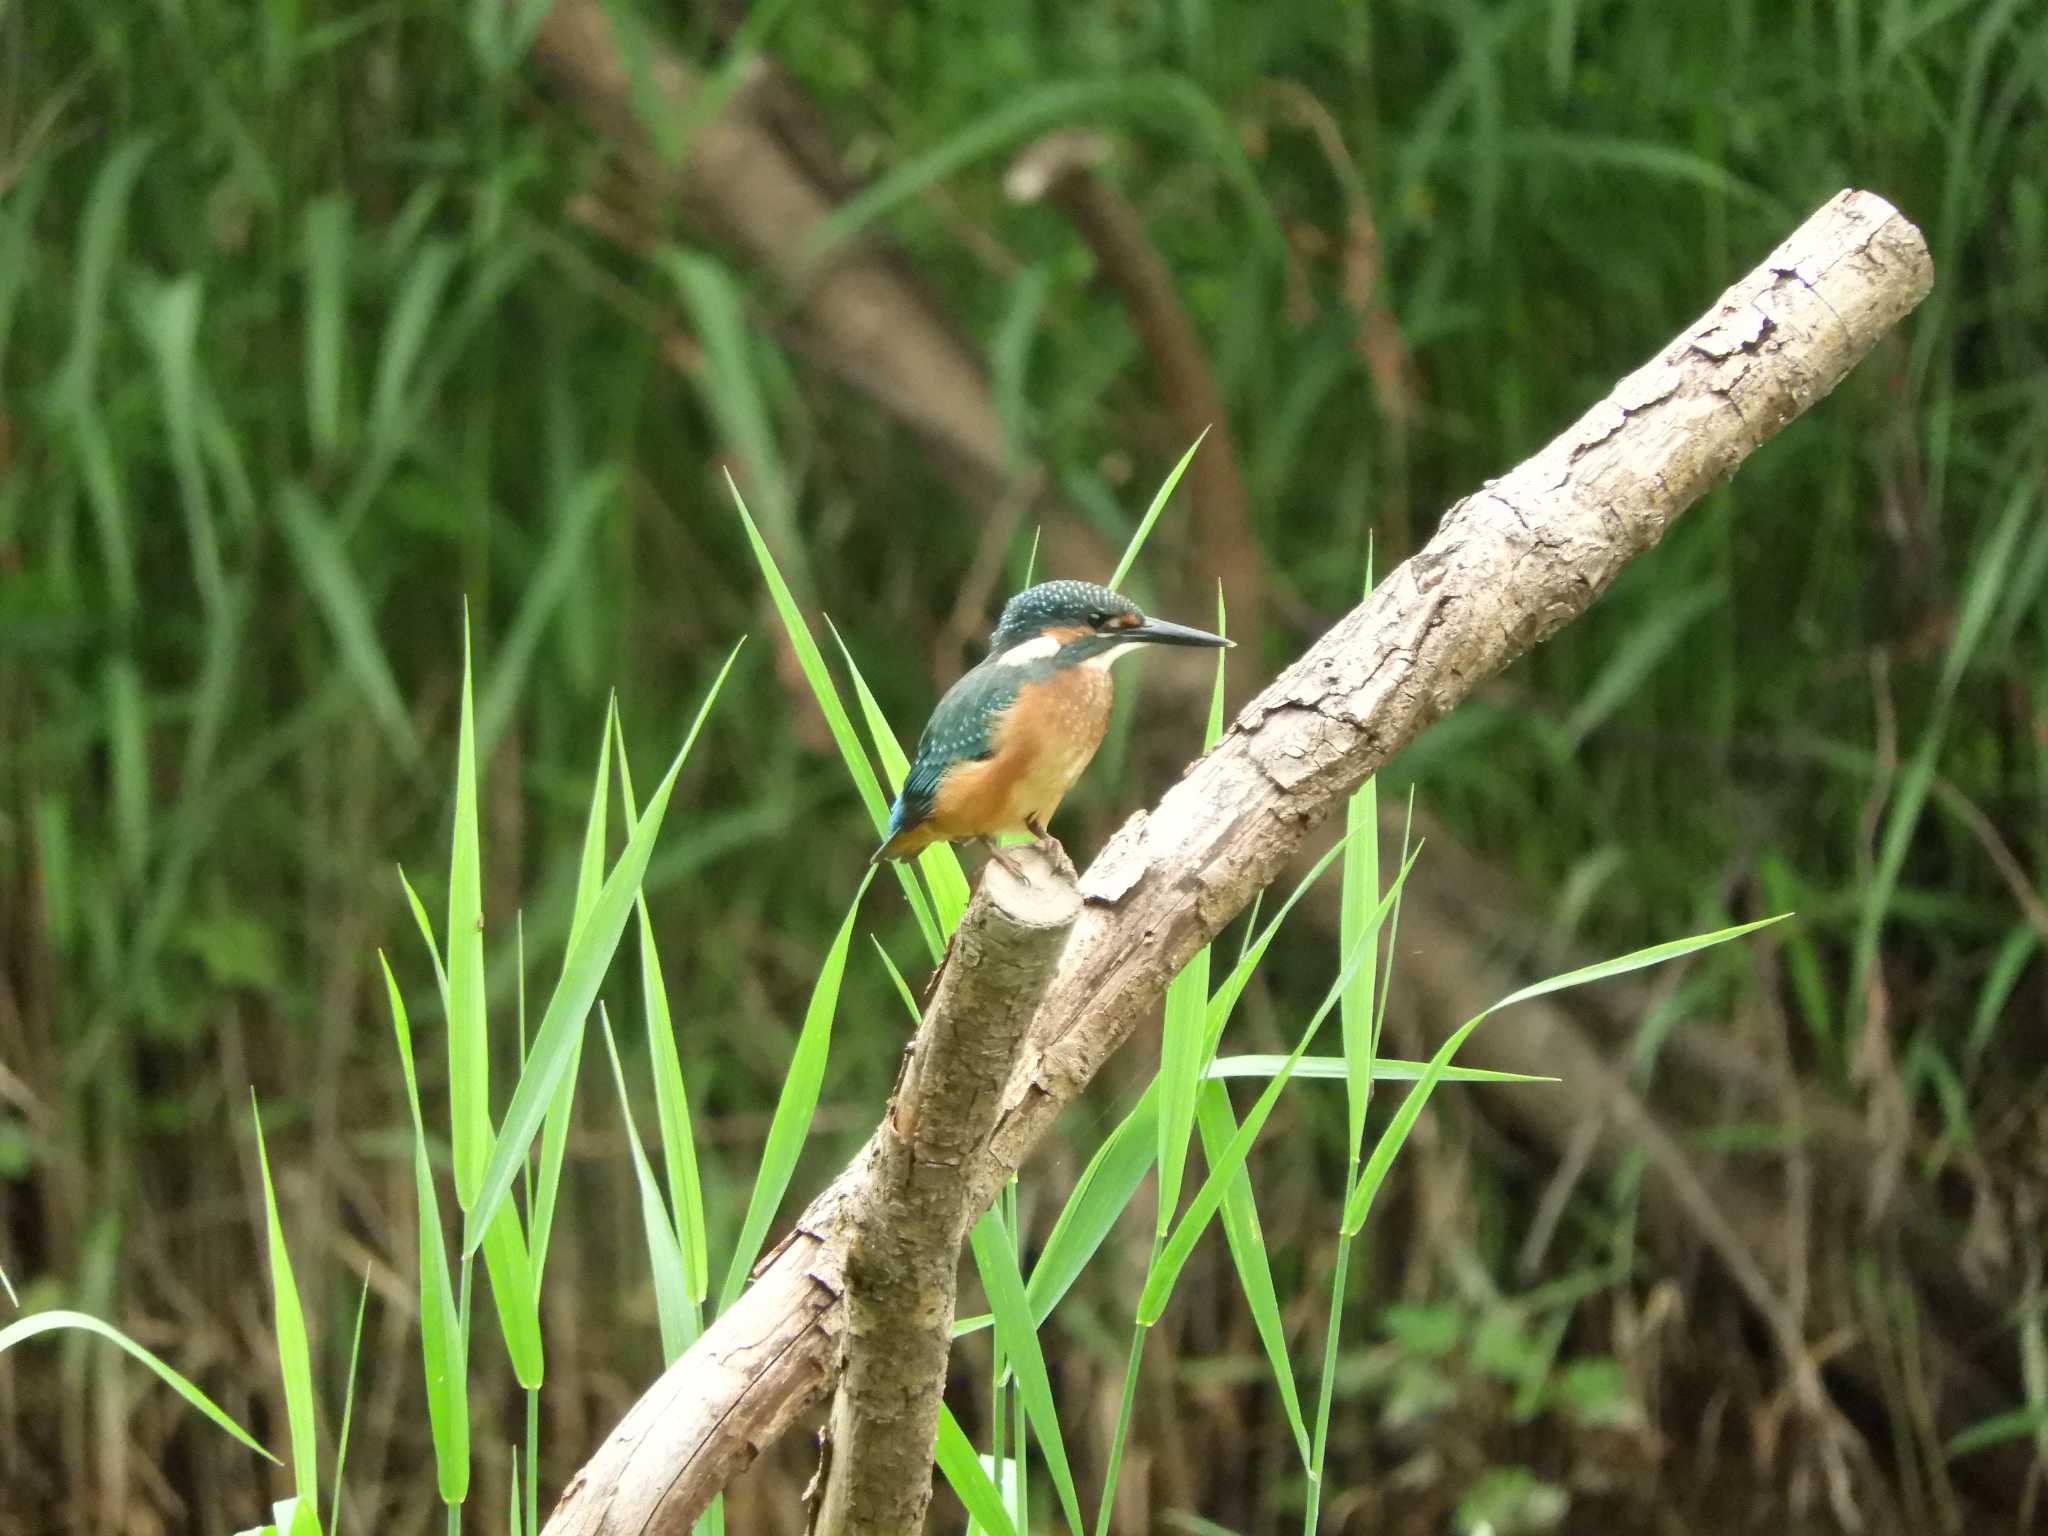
[927,667,1113,840]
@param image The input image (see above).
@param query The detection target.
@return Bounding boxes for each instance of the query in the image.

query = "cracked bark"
[542,190,1932,1536]
[811,849,1080,1535]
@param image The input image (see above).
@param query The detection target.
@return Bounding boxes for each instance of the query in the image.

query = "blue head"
[987,580,1230,666]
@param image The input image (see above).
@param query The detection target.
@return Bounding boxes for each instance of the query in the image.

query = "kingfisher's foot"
[980,838,1033,884]
[1022,815,1074,873]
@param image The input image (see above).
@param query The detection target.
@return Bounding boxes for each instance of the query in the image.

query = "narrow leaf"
[1109,430,1208,590]
[719,876,873,1310]
[0,1310,273,1462]
[728,472,944,959]
[251,1099,319,1506]
[970,1213,1084,1535]
[379,955,469,1503]
[936,1403,1020,1536]
[1340,916,1788,1235]
[602,1010,697,1362]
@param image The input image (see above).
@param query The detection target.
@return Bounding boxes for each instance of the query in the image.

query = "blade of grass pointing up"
[1020,839,1347,1326]
[1340,916,1789,1236]
[970,1213,1084,1536]
[728,472,945,960]
[328,1275,370,1536]
[465,666,732,1256]
[613,677,742,1311]
[441,616,544,1388]
[1154,593,1227,1240]
[1108,429,1207,591]
[719,874,874,1311]
[1138,848,1420,1325]
[529,702,618,1286]
[380,955,469,1505]
[251,1098,318,1508]
[446,611,490,1212]
[827,617,972,935]
[601,1009,696,1362]
[1194,1082,1310,1467]
[936,1402,1021,1536]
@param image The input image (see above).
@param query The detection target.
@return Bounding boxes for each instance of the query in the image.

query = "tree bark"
[812,849,1080,1534]
[543,189,1933,1536]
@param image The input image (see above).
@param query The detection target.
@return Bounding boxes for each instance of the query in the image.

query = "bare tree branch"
[544,190,1933,1536]
[1007,131,1269,654]
[813,850,1080,1534]
[526,0,1119,582]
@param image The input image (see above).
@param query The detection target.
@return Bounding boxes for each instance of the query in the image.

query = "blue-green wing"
[883,662,1022,843]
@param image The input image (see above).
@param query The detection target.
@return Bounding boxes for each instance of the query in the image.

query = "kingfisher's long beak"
[1130,616,1233,649]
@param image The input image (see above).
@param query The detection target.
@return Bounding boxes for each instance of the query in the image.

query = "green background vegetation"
[2,0,2044,1532]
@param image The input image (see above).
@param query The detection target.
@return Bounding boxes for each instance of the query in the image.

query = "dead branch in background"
[1006,131,1268,657]
[526,0,1119,585]
[543,192,1933,1535]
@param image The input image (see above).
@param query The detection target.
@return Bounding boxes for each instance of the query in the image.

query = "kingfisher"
[873,580,1230,877]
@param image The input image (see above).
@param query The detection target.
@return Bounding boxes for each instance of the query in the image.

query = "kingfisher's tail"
[872,818,934,865]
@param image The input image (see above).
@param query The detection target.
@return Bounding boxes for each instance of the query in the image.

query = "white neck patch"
[1083,641,1144,671]
[996,633,1062,666]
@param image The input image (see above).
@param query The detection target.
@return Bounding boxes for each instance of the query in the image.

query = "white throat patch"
[996,633,1063,666]
[1083,641,1143,671]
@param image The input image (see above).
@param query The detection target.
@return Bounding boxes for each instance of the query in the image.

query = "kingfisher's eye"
[1089,610,1110,626]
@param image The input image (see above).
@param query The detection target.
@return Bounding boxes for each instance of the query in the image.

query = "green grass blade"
[251,1098,318,1506]
[1947,1402,2048,1460]
[1154,595,1228,1239]
[1338,770,1379,1163]
[368,237,458,463]
[638,902,709,1305]
[464,718,711,1255]
[1154,910,1211,1241]
[445,613,490,1212]
[871,937,924,1027]
[531,705,619,1285]
[936,1403,1021,1536]
[275,484,422,765]
[0,1310,273,1462]
[1340,916,1788,1236]
[55,133,156,411]
[379,954,470,1504]
[969,1213,1084,1535]
[1136,998,1334,1327]
[1139,851,1417,1324]
[728,472,945,960]
[601,1009,697,1362]
[130,272,225,616]
[478,1200,543,1389]
[828,617,971,933]
[475,469,618,754]
[1109,430,1207,590]
[1202,839,1347,1055]
[1194,1081,1310,1467]
[1204,1056,1556,1085]
[719,875,874,1310]
[571,702,615,941]
[615,660,744,1303]
[397,868,450,1004]
[1026,1082,1158,1323]
[302,196,351,460]
[328,1274,370,1536]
